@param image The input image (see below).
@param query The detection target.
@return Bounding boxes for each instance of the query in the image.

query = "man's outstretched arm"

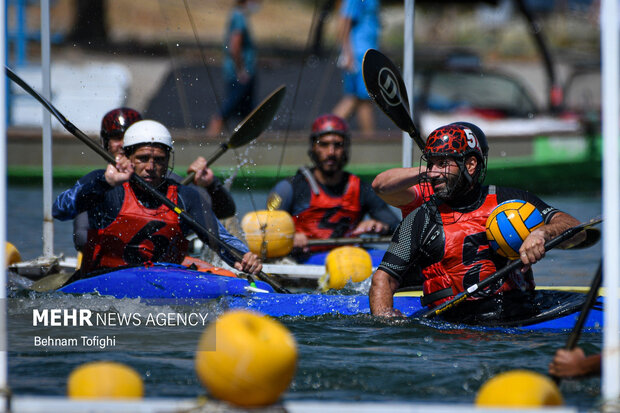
[369,269,402,317]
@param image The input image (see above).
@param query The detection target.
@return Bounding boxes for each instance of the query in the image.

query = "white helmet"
[123,120,173,151]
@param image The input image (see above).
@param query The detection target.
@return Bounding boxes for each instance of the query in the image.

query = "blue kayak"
[58,263,603,331]
[59,263,276,298]
[221,291,603,332]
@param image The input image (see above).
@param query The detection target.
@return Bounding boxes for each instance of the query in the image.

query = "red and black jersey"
[267,169,400,244]
[293,174,362,247]
[378,185,556,308]
[81,182,189,274]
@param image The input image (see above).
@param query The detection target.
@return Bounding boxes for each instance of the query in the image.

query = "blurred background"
[5,0,603,191]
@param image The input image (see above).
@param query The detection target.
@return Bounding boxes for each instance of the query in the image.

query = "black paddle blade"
[565,227,601,250]
[229,84,286,149]
[362,49,425,150]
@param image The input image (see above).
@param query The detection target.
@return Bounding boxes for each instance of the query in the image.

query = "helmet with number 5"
[423,122,488,184]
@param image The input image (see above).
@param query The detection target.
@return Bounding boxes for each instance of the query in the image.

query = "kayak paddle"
[362,48,425,150]
[181,84,286,185]
[551,259,603,383]
[307,236,392,247]
[6,66,291,294]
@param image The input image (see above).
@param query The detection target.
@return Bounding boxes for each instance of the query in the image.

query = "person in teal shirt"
[208,0,259,137]
[333,0,380,135]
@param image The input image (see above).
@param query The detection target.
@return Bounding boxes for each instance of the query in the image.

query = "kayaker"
[267,114,400,261]
[72,107,236,252]
[53,119,261,279]
[369,122,583,322]
[549,347,601,378]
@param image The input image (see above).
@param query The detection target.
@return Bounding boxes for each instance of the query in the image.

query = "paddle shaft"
[307,236,391,247]
[550,260,602,384]
[6,66,290,294]
[566,260,603,350]
[422,217,603,319]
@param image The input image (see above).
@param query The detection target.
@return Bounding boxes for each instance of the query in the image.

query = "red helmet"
[100,108,143,149]
[309,114,350,143]
[308,114,351,166]
[424,122,488,183]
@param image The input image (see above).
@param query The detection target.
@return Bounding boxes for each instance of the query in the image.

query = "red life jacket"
[81,182,189,274]
[398,182,433,218]
[293,173,362,250]
[421,190,535,308]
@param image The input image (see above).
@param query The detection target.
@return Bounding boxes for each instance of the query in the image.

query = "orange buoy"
[195,309,297,406]
[5,242,21,267]
[476,370,563,407]
[67,361,143,399]
[241,210,295,258]
[319,246,373,290]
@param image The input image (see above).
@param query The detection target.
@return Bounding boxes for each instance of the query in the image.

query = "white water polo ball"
[486,200,544,260]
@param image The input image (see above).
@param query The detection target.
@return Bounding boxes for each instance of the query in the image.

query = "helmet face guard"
[308,114,351,166]
[422,122,488,185]
[100,108,143,150]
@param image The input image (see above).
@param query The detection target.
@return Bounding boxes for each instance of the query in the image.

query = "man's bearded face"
[312,134,347,176]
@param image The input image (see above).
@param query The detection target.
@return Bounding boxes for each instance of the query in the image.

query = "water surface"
[7,186,603,410]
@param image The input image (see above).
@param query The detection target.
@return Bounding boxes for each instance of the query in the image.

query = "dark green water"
[6,186,603,409]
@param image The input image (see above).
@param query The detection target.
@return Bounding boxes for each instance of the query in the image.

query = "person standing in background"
[332,0,380,135]
[207,0,259,137]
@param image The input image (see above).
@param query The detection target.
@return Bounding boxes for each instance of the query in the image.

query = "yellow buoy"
[67,361,144,399]
[5,242,21,267]
[75,251,83,271]
[319,246,373,291]
[195,309,297,407]
[476,370,563,407]
[241,210,295,258]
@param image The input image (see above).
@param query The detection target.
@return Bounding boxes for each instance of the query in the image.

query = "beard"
[431,170,469,201]
[315,155,346,177]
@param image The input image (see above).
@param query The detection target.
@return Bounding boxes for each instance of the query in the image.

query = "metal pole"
[0,0,9,408]
[402,0,414,168]
[601,0,620,406]
[41,0,53,257]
